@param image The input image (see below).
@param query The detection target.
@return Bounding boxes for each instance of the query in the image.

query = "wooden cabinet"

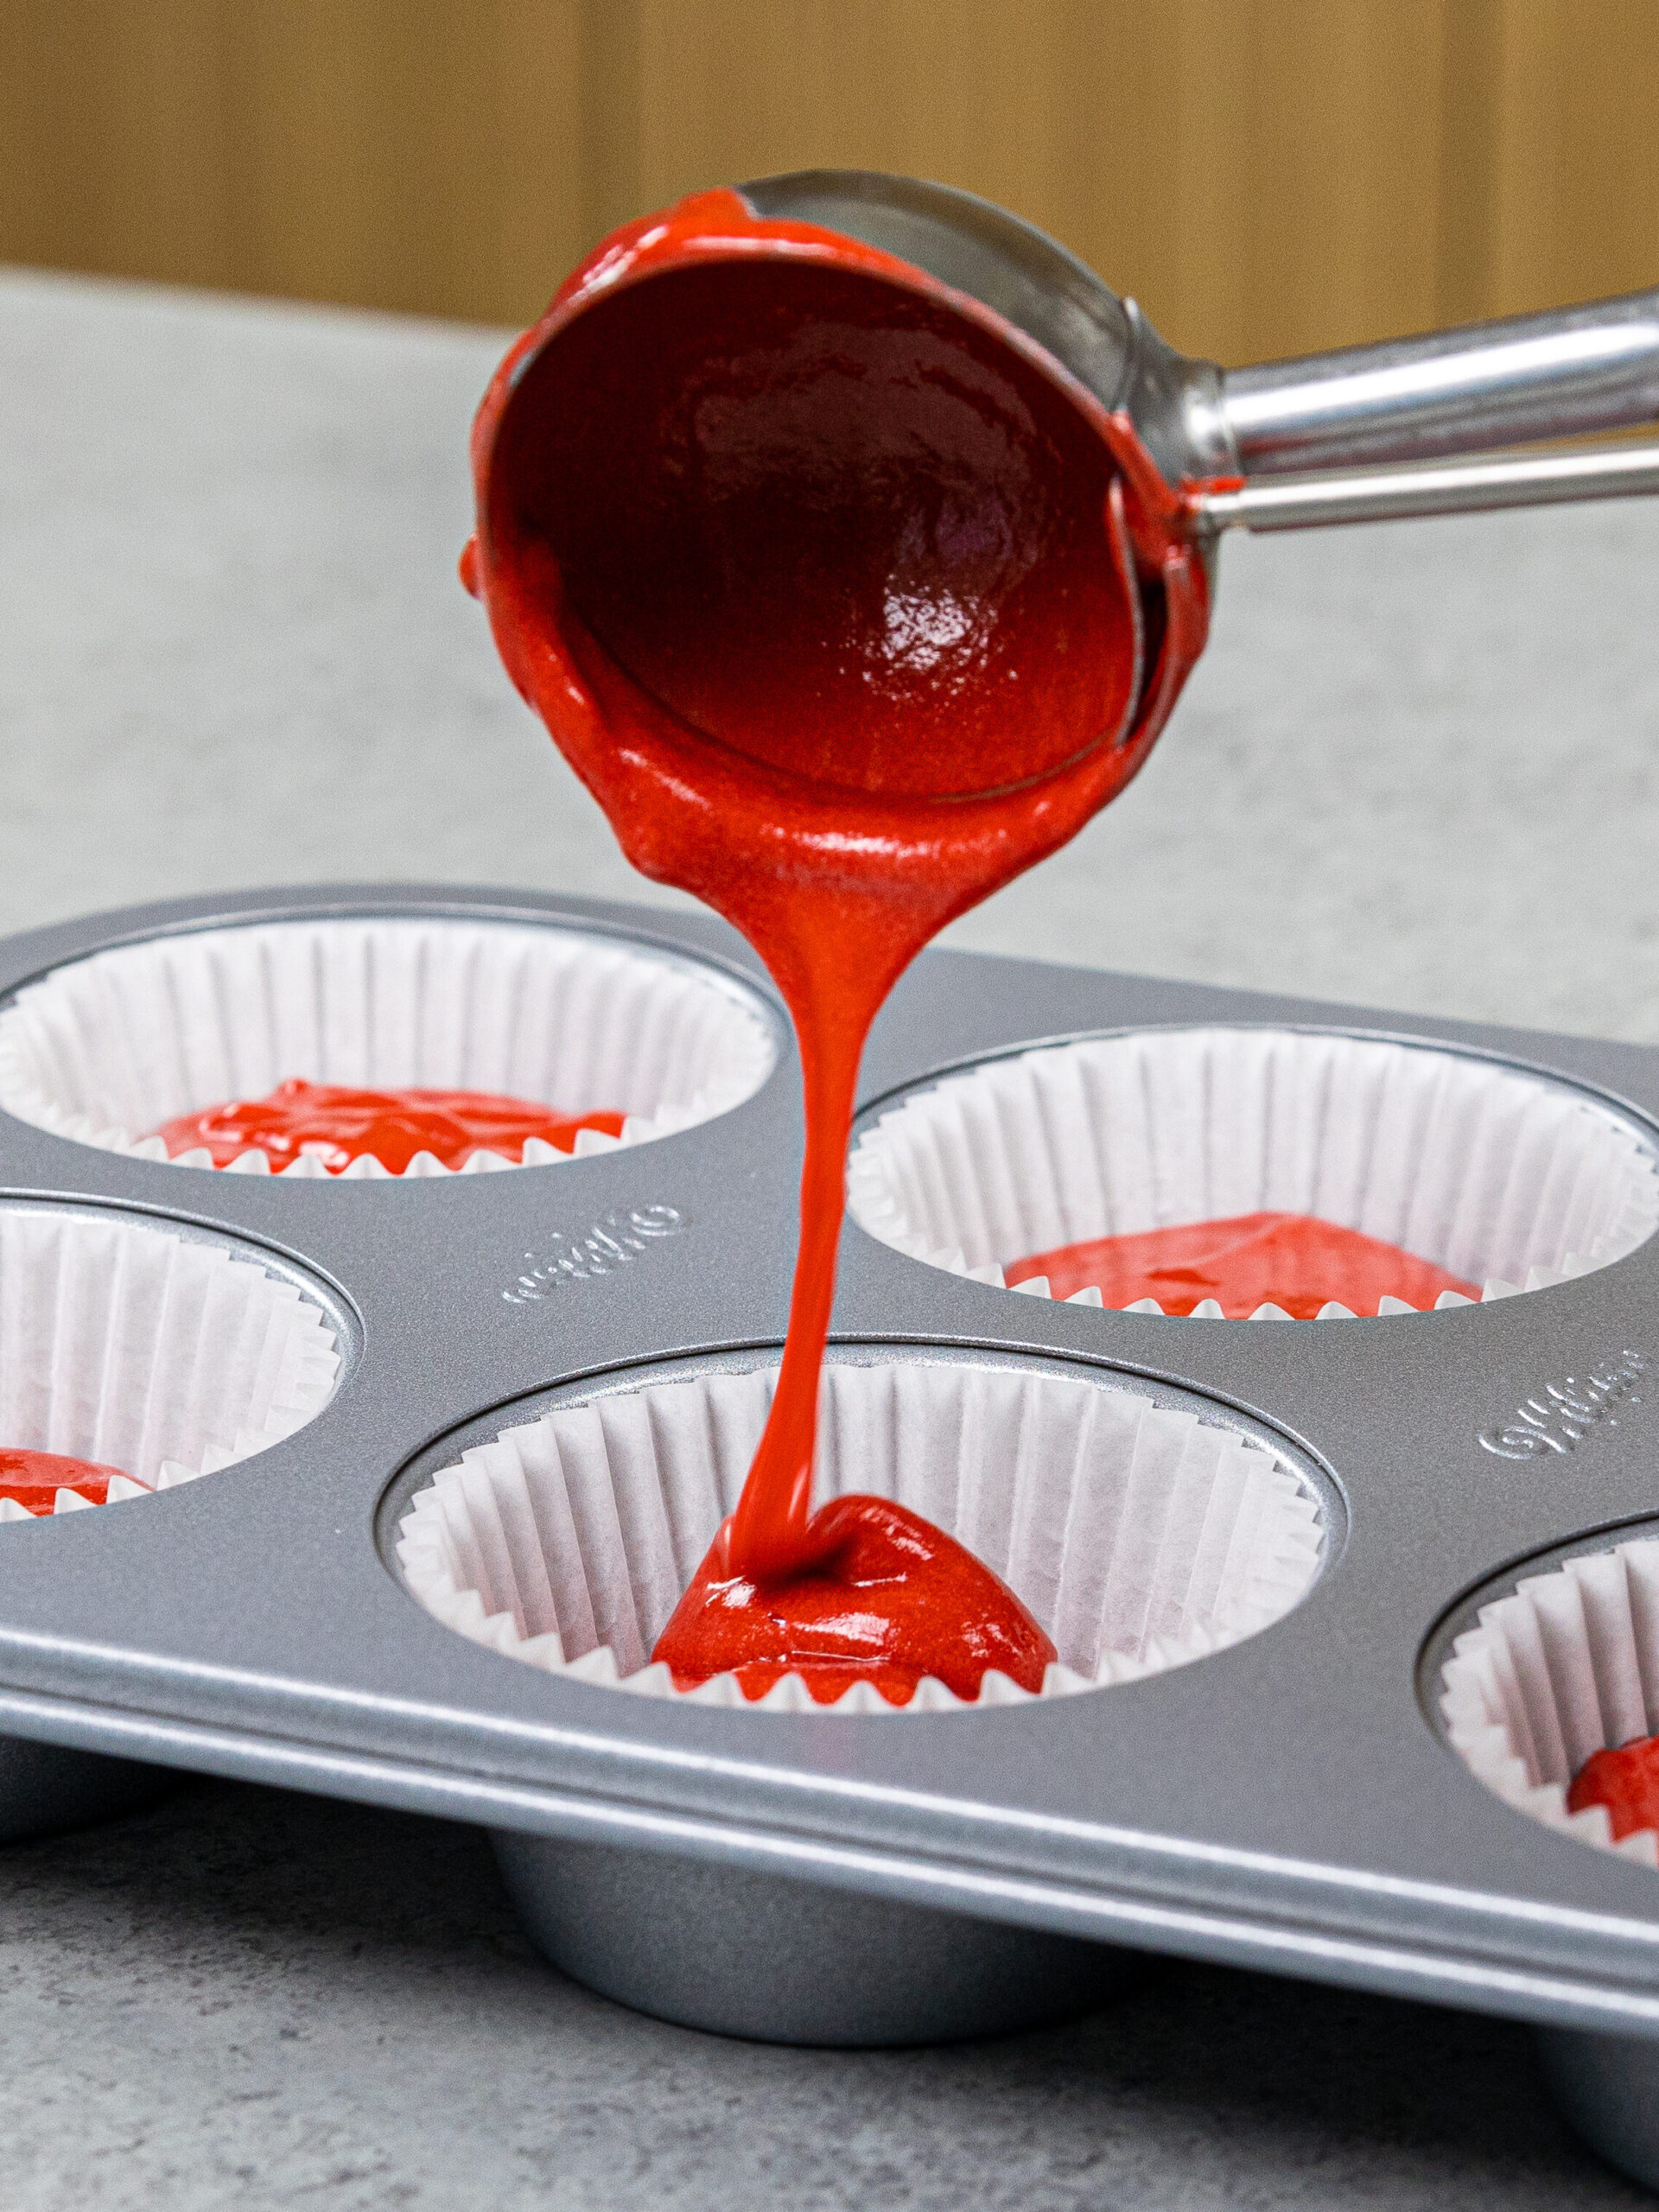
[2,2,1655,361]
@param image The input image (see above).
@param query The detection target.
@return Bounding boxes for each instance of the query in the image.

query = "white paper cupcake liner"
[0,917,777,1179]
[1440,1537,1659,1868]
[396,1359,1325,1713]
[848,1028,1659,1319]
[0,1207,341,1517]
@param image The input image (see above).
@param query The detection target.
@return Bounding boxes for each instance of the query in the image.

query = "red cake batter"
[1009,1211,1479,1318]
[466,188,1213,1700]
[1569,1735,1659,1841]
[154,1079,625,1175]
[659,1496,1054,1704]
[0,1448,143,1514]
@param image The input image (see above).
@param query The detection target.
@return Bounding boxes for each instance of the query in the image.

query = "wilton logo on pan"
[1478,1350,1645,1459]
[505,1205,687,1301]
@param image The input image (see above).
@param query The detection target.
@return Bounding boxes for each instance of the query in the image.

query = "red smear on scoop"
[654,1494,1056,1706]
[1569,1735,1659,1842]
[1009,1211,1479,1318]
[0,1448,143,1514]
[154,1078,625,1174]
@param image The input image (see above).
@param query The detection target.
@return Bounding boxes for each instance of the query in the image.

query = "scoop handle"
[1221,289,1659,476]
[1192,439,1659,534]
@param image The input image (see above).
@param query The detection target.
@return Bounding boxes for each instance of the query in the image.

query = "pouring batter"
[465,188,1210,1700]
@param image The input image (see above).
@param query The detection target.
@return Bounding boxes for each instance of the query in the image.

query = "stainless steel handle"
[1221,290,1659,476]
[734,169,1659,493]
[1192,440,1659,534]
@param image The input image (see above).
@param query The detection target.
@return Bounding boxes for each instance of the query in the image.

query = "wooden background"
[2,1,1656,364]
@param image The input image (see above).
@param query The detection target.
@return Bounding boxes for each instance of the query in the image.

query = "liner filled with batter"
[395,1359,1325,1713]
[848,1027,1659,1319]
[0,1207,340,1517]
[0,916,775,1179]
[1440,1534,1659,1867]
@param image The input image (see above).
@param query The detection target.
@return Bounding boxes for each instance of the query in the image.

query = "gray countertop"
[2,264,1657,2209]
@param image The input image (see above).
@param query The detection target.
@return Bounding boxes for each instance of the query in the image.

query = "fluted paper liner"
[1440,1539,1659,1867]
[396,1360,1325,1713]
[0,1208,340,1518]
[0,917,776,1178]
[848,1028,1659,1318]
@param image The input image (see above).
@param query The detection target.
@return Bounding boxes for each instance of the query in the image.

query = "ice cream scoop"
[739,168,1659,534]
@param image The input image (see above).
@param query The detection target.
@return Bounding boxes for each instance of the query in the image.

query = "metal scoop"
[737,170,1659,533]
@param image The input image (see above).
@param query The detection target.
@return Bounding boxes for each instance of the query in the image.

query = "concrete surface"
[3,1779,1648,2211]
[2,264,1658,2208]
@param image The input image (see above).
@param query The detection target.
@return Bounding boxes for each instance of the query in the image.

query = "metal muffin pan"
[3,886,1659,2181]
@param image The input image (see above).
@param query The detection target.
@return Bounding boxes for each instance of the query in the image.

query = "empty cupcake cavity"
[848,1028,1659,1318]
[0,1207,340,1516]
[0,916,777,1177]
[1440,1539,1659,1868]
[396,1359,1325,1713]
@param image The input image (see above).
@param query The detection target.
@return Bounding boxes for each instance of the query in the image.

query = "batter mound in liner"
[397,1359,1325,1713]
[0,915,775,1179]
[849,1028,1659,1319]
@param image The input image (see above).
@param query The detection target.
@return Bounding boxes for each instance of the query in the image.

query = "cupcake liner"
[0,1208,340,1516]
[848,1028,1659,1318]
[0,917,777,1178]
[1439,1539,1659,1867]
[396,1360,1325,1713]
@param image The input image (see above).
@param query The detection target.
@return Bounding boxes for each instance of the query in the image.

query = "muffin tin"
[5,885,1659,2184]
